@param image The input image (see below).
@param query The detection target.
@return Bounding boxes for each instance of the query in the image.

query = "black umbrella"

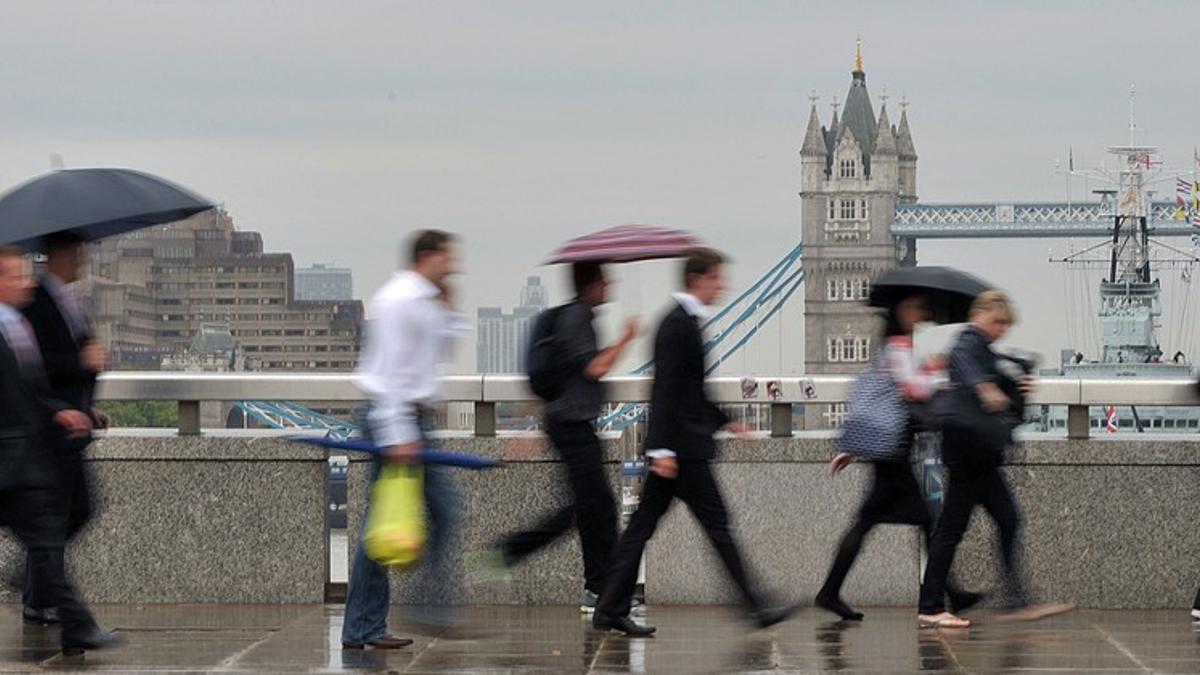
[0,168,213,252]
[868,266,992,324]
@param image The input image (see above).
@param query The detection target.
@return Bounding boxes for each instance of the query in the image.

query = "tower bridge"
[891,201,1188,239]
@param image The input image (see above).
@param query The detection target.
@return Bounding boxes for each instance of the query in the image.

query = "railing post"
[474,401,496,437]
[1067,404,1089,440]
[770,403,793,438]
[178,400,201,436]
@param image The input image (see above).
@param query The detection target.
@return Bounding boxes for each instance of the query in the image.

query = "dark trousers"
[919,463,1028,614]
[500,419,618,594]
[25,450,91,610]
[820,461,967,601]
[597,460,762,619]
[0,488,98,645]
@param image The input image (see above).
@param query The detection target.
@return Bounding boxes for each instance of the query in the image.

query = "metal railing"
[94,372,1200,439]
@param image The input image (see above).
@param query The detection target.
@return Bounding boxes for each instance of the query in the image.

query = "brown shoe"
[996,603,1076,623]
[342,634,414,650]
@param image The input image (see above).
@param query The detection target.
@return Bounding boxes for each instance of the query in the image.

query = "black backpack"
[526,304,569,401]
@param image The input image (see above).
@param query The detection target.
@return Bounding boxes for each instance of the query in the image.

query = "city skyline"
[3,1,1198,374]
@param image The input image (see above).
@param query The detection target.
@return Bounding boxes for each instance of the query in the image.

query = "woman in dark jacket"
[916,290,1074,628]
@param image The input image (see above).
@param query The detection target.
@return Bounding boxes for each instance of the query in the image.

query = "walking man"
[593,248,797,636]
[342,230,467,649]
[492,262,637,611]
[20,232,109,625]
[0,245,120,655]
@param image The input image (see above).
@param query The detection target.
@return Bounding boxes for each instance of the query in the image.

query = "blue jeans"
[341,416,463,645]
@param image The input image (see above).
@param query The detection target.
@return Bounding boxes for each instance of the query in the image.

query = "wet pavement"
[2,603,1199,673]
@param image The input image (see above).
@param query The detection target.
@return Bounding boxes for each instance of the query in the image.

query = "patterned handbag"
[837,355,909,461]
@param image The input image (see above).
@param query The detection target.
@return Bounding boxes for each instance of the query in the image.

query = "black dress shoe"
[342,634,414,650]
[949,591,986,614]
[62,629,125,656]
[593,613,656,636]
[815,593,864,621]
[23,607,60,626]
[750,603,802,629]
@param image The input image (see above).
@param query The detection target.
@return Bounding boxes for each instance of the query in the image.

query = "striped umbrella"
[545,224,702,264]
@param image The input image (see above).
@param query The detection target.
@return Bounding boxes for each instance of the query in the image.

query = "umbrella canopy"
[868,266,992,324]
[0,168,213,252]
[546,224,701,264]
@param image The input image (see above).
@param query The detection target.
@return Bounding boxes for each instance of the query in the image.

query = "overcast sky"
[2,1,1198,373]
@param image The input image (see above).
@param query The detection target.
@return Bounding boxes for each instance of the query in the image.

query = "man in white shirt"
[342,230,466,650]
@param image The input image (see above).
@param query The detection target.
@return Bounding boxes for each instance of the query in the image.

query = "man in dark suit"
[20,231,109,625]
[0,244,120,654]
[593,248,797,636]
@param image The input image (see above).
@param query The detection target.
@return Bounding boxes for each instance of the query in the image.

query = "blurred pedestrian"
[916,290,1074,628]
[342,230,467,649]
[593,248,798,636]
[19,231,108,625]
[0,245,121,654]
[817,293,982,621]
[489,262,637,613]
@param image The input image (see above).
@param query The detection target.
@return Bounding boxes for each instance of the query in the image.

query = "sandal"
[918,612,971,628]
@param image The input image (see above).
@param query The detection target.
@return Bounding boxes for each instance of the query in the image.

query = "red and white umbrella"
[545,224,702,264]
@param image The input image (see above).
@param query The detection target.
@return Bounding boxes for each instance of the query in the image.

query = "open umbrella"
[0,168,213,252]
[868,266,992,324]
[545,224,701,264]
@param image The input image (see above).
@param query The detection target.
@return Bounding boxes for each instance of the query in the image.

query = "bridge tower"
[800,39,917,429]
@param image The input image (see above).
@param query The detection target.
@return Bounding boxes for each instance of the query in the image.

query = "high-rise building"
[476,276,548,373]
[295,264,353,301]
[87,208,364,372]
[800,41,917,429]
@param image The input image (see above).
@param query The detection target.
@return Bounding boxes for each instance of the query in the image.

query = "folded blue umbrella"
[287,436,501,469]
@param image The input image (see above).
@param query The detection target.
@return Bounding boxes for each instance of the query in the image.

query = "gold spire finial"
[854,34,863,72]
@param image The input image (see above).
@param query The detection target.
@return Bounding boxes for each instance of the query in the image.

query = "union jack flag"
[1135,153,1163,169]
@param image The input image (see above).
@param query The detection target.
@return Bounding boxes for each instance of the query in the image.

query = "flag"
[1136,153,1163,169]
[1194,180,1200,212]
[1106,405,1118,433]
[1177,177,1192,219]
[1068,146,1074,172]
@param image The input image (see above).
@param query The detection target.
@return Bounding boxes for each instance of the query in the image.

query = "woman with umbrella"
[816,267,987,621]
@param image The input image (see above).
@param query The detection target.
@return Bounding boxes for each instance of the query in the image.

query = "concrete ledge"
[0,436,328,604]
[0,433,1193,608]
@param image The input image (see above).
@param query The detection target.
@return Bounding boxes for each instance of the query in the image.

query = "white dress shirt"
[356,271,468,447]
[646,292,714,461]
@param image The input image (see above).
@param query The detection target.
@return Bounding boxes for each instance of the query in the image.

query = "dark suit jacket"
[23,282,97,429]
[643,303,729,462]
[0,336,66,492]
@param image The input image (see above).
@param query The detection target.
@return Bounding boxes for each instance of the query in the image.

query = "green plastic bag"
[364,464,426,569]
